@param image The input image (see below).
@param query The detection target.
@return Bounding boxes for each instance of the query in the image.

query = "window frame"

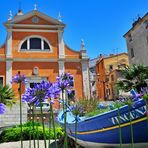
[109,65,113,71]
[19,35,52,53]
[0,76,4,86]
[128,34,133,42]
[111,74,114,82]
[130,48,135,58]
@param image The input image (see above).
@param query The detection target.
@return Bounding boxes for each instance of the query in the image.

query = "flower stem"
[117,107,122,148]
[48,107,51,148]
[29,106,32,148]
[75,116,78,148]
[62,91,68,148]
[128,105,134,148]
[51,105,58,148]
[19,83,23,148]
[39,99,47,148]
[36,118,39,148]
[32,105,36,148]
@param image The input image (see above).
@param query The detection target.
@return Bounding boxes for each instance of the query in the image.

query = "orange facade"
[0,9,90,100]
[96,58,106,101]
[96,53,129,101]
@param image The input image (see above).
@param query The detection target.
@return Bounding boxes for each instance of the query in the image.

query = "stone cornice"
[1,58,82,62]
[7,24,65,29]
[12,29,59,33]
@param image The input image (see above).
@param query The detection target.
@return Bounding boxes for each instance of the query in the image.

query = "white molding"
[7,24,64,28]
[18,35,53,53]
[13,58,58,62]
[65,58,81,62]
[12,29,59,33]
[6,61,12,87]
[81,61,90,99]
[1,58,82,62]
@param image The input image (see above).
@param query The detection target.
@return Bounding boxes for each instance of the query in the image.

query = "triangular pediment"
[4,10,65,27]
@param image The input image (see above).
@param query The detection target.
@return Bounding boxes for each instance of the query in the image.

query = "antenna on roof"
[136,14,141,19]
[16,1,23,15]
[132,14,142,26]
[19,1,22,11]
[34,4,37,11]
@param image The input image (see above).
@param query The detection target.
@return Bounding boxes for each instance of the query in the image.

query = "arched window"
[20,37,51,51]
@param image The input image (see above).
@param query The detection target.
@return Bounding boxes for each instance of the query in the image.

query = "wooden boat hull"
[58,99,148,147]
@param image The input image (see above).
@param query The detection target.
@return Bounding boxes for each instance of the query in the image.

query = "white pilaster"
[58,60,65,103]
[6,61,12,87]
[58,29,65,59]
[58,60,65,75]
[81,60,90,99]
[6,28,12,58]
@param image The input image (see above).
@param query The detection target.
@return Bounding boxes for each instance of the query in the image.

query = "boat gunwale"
[66,99,145,125]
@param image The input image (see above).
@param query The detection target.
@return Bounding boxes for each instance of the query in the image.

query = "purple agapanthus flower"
[70,104,84,119]
[48,82,60,104]
[56,73,74,91]
[22,87,36,104]
[22,81,51,106]
[12,73,27,84]
[0,103,6,114]
[140,87,148,95]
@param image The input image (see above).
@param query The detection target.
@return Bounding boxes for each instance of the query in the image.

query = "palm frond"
[0,85,15,107]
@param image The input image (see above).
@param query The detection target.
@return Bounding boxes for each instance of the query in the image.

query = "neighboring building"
[96,53,129,101]
[0,8,90,100]
[108,69,123,100]
[89,57,99,98]
[124,14,148,66]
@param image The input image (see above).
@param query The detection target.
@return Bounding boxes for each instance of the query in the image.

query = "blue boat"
[58,99,148,148]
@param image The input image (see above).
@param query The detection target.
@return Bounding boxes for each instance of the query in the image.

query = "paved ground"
[0,140,56,148]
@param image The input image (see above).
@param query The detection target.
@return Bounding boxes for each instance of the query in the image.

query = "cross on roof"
[8,10,12,21]
[58,12,62,22]
[34,4,37,10]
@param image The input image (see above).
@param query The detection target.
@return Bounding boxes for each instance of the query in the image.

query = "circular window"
[32,17,39,23]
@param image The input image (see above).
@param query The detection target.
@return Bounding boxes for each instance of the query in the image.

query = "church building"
[0,7,90,99]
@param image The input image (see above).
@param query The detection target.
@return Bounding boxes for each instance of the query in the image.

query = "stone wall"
[0,103,28,127]
[125,15,148,66]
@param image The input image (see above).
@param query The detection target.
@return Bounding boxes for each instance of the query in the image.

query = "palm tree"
[116,64,148,92]
[0,85,15,107]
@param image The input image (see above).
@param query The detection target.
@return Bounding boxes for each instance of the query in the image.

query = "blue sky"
[0,0,148,58]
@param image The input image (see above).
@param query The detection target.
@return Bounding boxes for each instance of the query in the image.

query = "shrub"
[85,107,111,117]
[17,121,41,127]
[77,98,98,114]
[0,122,64,143]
